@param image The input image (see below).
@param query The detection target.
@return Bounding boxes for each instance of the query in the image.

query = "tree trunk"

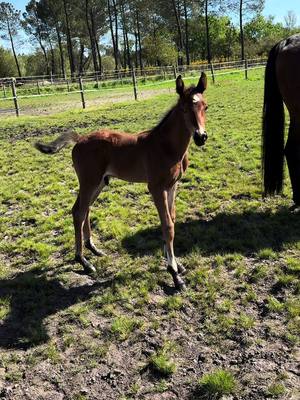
[125,29,131,69]
[56,24,66,78]
[79,42,85,74]
[107,0,118,70]
[136,10,143,71]
[90,8,102,73]
[171,0,184,65]
[183,0,190,65]
[33,8,49,75]
[134,30,138,68]
[63,0,75,76]
[85,0,99,73]
[121,3,131,69]
[239,0,245,60]
[204,0,211,63]
[112,0,120,69]
[38,37,49,75]
[122,24,127,69]
[48,35,56,75]
[7,21,21,77]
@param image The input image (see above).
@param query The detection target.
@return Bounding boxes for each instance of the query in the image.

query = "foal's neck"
[157,105,192,160]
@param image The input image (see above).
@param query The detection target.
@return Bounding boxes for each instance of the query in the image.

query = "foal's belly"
[105,159,148,183]
[105,168,148,183]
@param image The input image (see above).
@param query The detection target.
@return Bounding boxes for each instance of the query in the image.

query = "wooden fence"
[0,58,266,117]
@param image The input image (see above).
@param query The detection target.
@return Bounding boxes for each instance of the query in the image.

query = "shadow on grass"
[122,208,300,256]
[0,269,112,350]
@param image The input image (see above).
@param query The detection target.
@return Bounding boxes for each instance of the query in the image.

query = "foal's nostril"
[193,130,207,146]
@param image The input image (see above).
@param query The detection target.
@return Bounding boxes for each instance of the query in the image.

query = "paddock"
[0,70,299,399]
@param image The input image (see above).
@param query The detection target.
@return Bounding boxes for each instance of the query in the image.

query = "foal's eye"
[205,105,208,111]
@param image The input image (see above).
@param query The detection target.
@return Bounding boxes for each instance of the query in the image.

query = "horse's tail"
[262,40,285,196]
[35,130,80,155]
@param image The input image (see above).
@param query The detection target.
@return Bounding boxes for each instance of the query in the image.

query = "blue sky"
[11,0,300,20]
[263,0,300,23]
[6,0,300,54]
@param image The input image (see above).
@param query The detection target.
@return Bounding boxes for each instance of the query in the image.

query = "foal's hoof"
[167,265,187,291]
[177,262,186,275]
[75,255,96,275]
[83,261,97,275]
[167,264,186,276]
[174,276,187,292]
[85,240,106,256]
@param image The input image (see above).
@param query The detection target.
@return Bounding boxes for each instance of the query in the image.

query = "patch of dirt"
[4,88,172,120]
[0,264,299,400]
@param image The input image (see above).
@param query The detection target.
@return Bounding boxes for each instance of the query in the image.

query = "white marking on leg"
[166,249,178,273]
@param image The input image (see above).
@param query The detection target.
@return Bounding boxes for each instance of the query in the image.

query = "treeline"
[0,0,299,77]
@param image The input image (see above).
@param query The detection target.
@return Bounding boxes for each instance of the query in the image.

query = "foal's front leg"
[166,183,186,275]
[167,182,177,223]
[149,186,186,291]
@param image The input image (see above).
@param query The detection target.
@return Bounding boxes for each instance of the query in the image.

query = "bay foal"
[36,73,208,290]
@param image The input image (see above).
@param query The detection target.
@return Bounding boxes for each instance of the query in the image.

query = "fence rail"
[0,58,267,117]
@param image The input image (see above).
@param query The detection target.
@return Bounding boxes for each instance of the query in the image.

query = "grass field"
[0,70,299,399]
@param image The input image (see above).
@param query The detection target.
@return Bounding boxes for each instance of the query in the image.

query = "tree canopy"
[0,0,299,77]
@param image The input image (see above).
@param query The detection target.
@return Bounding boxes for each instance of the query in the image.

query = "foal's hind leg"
[149,186,186,291]
[83,180,106,256]
[285,120,300,206]
[72,181,103,274]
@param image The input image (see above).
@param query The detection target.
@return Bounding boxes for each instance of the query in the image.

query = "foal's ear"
[176,75,185,96]
[196,72,207,93]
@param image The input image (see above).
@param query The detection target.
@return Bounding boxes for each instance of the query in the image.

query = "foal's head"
[176,73,208,146]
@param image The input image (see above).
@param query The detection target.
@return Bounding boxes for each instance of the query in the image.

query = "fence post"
[132,68,138,101]
[244,59,248,80]
[11,78,19,117]
[66,79,70,92]
[3,83,6,98]
[37,80,41,95]
[209,63,215,84]
[50,72,53,85]
[79,76,86,109]
[95,73,99,89]
[173,65,177,79]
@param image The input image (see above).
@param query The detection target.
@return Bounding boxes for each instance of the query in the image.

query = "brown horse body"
[36,74,208,290]
[262,34,300,207]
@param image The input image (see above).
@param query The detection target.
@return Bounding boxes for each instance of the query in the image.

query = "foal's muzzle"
[193,130,208,146]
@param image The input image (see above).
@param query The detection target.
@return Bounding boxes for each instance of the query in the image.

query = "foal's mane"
[152,108,175,133]
[150,85,197,135]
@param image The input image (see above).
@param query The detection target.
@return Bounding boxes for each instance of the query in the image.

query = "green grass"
[0,296,11,320]
[149,343,177,377]
[197,369,237,398]
[111,315,141,340]
[0,69,299,398]
[266,383,286,397]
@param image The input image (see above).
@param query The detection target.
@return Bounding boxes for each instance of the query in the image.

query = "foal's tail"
[35,130,80,155]
[262,40,285,196]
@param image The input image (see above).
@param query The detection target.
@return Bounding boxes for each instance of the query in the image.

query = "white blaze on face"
[192,94,206,134]
[192,94,201,103]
